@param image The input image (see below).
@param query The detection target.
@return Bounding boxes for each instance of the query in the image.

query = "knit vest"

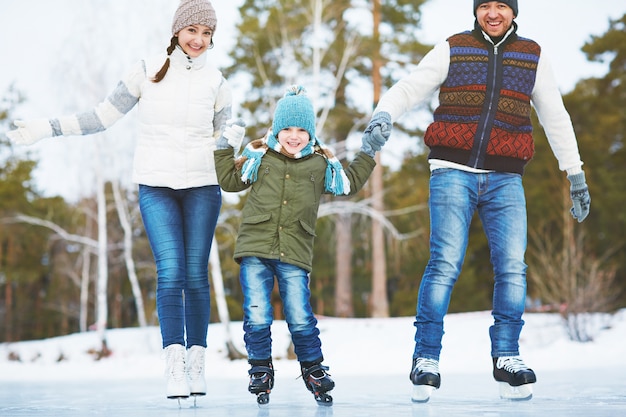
[424,30,541,174]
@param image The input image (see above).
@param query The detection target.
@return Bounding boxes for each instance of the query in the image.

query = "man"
[363,0,590,402]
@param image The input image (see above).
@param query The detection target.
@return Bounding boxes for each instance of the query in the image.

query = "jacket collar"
[473,20,518,47]
[170,45,207,69]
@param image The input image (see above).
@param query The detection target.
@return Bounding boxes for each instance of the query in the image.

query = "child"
[214,85,387,405]
[7,0,231,402]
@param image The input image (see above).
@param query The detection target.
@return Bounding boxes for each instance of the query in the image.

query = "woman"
[7,0,233,401]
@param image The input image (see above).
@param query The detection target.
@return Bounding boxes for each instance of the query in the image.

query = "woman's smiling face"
[176,24,213,57]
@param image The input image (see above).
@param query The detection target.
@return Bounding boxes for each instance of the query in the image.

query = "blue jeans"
[139,185,222,349]
[414,169,528,360]
[239,257,323,363]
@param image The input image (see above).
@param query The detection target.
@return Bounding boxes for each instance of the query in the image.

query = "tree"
[0,85,49,342]
[523,14,626,336]
[112,180,147,328]
[573,14,626,291]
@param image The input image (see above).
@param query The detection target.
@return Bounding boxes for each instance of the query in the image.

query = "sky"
[0,0,624,201]
[0,310,625,415]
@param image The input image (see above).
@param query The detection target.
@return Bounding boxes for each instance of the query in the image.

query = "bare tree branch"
[3,214,98,249]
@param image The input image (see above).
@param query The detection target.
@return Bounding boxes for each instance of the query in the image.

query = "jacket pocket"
[243,212,272,225]
[298,218,317,237]
[308,172,320,205]
[251,166,271,195]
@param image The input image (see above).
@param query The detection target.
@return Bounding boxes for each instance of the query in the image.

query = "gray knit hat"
[171,0,217,35]
[473,0,518,16]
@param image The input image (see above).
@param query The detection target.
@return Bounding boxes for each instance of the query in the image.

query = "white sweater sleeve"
[373,41,450,121]
[51,61,144,137]
[531,53,583,174]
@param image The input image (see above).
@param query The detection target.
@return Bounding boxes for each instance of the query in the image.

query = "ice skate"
[248,361,274,406]
[410,357,440,403]
[301,362,335,406]
[164,344,190,405]
[493,356,536,401]
[187,345,206,406]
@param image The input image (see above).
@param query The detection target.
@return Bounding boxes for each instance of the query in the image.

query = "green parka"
[214,148,376,272]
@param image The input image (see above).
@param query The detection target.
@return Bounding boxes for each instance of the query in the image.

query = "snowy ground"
[1,311,625,416]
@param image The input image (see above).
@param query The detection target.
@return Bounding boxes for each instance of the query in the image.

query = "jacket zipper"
[472,42,501,169]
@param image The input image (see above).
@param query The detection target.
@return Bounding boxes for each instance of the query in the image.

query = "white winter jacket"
[48,46,232,189]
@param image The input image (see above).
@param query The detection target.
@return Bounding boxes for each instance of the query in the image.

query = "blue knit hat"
[239,85,351,195]
[271,86,316,142]
[473,0,518,16]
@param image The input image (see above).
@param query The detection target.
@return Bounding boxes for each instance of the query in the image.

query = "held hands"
[567,171,591,223]
[361,112,392,158]
[6,119,53,146]
[361,126,388,158]
[216,119,246,151]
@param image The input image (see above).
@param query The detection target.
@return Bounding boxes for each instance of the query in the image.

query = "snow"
[1,310,626,416]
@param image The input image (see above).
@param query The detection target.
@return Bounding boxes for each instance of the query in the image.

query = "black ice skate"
[410,357,440,403]
[248,361,274,406]
[493,356,536,401]
[301,362,335,406]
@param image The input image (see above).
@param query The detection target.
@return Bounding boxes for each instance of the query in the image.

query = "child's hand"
[6,119,53,146]
[361,125,388,158]
[217,119,246,151]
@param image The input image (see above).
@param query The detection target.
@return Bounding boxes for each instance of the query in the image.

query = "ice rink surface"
[2,369,625,417]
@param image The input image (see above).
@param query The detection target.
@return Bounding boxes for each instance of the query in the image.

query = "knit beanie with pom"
[171,0,217,35]
[271,86,316,142]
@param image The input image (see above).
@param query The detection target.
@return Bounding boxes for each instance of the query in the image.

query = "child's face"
[277,127,310,154]
[176,24,213,58]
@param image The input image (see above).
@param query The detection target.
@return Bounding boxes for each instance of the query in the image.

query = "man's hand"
[364,112,392,140]
[361,126,387,158]
[567,171,591,222]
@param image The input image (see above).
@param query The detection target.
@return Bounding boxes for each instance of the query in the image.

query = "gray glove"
[216,119,246,151]
[361,112,392,158]
[6,119,54,145]
[361,126,387,158]
[567,171,591,223]
[364,111,392,139]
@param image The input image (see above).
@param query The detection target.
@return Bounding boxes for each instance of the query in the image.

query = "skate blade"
[314,392,333,406]
[256,392,271,407]
[190,392,205,408]
[169,397,189,408]
[411,385,435,403]
[498,382,533,401]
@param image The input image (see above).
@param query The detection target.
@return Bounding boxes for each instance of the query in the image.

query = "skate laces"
[249,364,274,378]
[165,345,186,381]
[413,358,439,374]
[496,356,528,373]
[301,364,330,380]
[187,346,205,378]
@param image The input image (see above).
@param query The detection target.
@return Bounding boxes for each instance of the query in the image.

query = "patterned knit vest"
[424,30,541,174]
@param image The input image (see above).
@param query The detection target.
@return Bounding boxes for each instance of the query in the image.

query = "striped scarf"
[238,130,351,196]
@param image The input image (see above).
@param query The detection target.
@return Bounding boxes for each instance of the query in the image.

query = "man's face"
[476,1,515,38]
